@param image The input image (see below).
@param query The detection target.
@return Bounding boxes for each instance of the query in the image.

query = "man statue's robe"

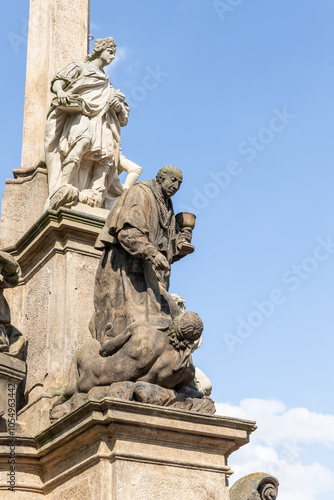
[93,182,182,343]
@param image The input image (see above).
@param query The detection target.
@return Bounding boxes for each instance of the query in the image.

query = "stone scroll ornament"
[45,37,142,212]
[0,252,25,358]
[230,473,279,500]
[50,166,215,421]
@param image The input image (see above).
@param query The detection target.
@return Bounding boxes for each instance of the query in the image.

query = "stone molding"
[0,399,256,499]
[1,209,105,405]
[0,354,26,384]
[4,208,105,283]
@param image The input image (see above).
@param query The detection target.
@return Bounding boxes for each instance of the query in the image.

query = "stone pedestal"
[0,399,256,499]
[2,209,105,431]
[0,354,26,433]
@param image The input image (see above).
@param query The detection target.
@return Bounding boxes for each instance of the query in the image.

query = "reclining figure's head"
[169,311,203,350]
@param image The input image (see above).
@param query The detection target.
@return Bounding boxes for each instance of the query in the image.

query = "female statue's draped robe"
[45,62,129,195]
[93,182,182,343]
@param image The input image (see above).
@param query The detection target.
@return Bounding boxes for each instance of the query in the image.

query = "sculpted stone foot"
[48,184,79,211]
[50,382,136,422]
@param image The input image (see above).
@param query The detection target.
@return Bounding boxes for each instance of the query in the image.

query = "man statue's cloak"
[93,182,182,343]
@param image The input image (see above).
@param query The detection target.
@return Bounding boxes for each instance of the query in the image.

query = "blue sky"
[2,1,334,498]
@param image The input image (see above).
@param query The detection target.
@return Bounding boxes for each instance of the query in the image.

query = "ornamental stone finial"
[230,473,279,500]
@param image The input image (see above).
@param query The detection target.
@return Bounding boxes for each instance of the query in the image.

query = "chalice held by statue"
[175,212,196,257]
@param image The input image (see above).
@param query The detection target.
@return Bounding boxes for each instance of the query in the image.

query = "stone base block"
[0,399,256,499]
[0,165,48,248]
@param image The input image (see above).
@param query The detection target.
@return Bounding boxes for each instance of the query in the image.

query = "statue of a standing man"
[45,37,142,211]
[93,165,193,344]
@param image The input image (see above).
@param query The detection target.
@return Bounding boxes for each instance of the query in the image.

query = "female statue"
[45,37,142,210]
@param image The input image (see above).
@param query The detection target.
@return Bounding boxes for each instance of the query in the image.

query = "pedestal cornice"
[4,208,105,283]
[0,399,257,499]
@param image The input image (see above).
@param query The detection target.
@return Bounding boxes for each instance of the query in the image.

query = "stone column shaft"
[20,0,90,171]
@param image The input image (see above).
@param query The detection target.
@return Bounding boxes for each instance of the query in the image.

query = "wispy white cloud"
[216,399,334,500]
[89,21,99,31]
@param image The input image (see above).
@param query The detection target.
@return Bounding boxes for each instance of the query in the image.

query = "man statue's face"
[160,169,183,198]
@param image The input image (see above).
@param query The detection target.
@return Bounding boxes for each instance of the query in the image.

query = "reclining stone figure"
[50,311,215,421]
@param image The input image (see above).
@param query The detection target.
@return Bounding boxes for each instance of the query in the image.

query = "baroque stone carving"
[51,166,215,420]
[45,37,142,211]
[0,252,25,358]
[230,473,279,500]
[93,165,193,342]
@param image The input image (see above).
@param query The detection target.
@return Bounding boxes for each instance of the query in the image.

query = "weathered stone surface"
[133,381,180,406]
[51,312,203,401]
[0,399,257,499]
[16,394,60,435]
[0,353,26,432]
[0,252,24,356]
[50,168,211,419]
[50,378,215,422]
[170,293,213,396]
[107,381,135,400]
[2,209,105,434]
[0,166,48,248]
[93,166,190,347]
[230,472,279,500]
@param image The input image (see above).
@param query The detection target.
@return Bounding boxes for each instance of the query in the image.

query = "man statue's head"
[156,165,183,199]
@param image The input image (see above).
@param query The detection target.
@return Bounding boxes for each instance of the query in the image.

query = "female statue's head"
[86,37,117,63]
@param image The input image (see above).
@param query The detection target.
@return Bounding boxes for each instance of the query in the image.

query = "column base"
[0,399,256,499]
